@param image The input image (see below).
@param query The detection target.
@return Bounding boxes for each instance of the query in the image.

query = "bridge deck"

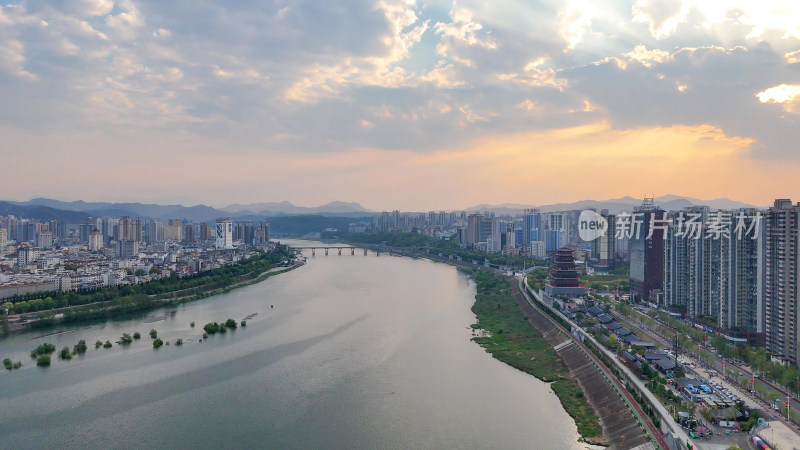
[293,246,361,249]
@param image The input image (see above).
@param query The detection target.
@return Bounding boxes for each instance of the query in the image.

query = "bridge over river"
[292,246,373,256]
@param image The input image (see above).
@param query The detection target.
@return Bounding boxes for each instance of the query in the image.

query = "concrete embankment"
[508,279,653,449]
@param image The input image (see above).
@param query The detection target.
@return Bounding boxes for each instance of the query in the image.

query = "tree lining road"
[614,307,800,436]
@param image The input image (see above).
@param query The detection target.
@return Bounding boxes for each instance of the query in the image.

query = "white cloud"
[756,84,800,112]
[496,58,564,90]
[696,1,800,40]
[632,0,689,39]
[212,66,265,84]
[151,67,184,83]
[79,0,114,17]
[0,39,37,80]
[361,0,429,86]
[517,99,536,111]
[105,2,144,41]
[0,0,798,164]
[559,0,596,50]
[625,44,672,67]
[458,105,495,125]
[419,63,464,88]
[153,28,171,39]
[284,61,360,102]
[434,5,497,58]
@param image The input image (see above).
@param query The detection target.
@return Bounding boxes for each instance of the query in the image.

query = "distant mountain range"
[464,196,761,215]
[0,201,91,223]
[221,200,371,215]
[2,198,373,222]
[0,195,764,224]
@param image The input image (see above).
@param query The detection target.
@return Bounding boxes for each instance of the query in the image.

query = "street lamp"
[787,395,791,422]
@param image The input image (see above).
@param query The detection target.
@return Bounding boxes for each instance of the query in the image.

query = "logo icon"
[578,210,608,242]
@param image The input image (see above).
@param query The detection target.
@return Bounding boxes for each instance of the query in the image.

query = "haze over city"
[2,0,800,209]
[7,2,800,449]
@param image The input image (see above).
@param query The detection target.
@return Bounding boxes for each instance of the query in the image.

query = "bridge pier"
[325,248,328,256]
[338,248,342,255]
[311,248,315,256]
[351,248,355,255]
[363,248,367,255]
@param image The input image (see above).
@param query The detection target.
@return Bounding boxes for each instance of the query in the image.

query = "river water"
[0,241,590,449]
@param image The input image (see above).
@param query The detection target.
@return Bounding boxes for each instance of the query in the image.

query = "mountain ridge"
[463,195,762,215]
[1,195,766,222]
[3,198,373,222]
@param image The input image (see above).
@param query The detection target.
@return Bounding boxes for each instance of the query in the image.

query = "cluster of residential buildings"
[0,215,271,303]
[623,198,800,368]
[356,208,614,268]
[356,197,800,369]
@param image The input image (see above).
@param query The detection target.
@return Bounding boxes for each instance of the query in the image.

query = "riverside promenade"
[520,276,704,450]
[508,276,654,449]
[517,276,672,450]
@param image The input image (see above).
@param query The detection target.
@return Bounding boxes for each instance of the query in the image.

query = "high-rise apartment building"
[663,206,763,340]
[216,219,233,249]
[49,219,65,240]
[131,217,142,243]
[545,213,568,252]
[545,229,565,253]
[117,240,139,258]
[479,216,493,243]
[89,228,103,251]
[144,220,160,244]
[466,214,482,245]
[80,217,97,243]
[664,210,691,310]
[718,209,763,337]
[164,219,183,242]
[522,209,542,245]
[500,220,515,251]
[630,198,665,303]
[254,221,270,246]
[763,199,800,366]
[115,216,131,241]
[17,246,37,266]
[590,210,616,271]
[36,231,53,249]
[234,221,254,245]
[200,223,212,241]
[101,217,115,244]
[183,224,196,243]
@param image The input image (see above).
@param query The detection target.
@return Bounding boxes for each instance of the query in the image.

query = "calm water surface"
[0,240,593,449]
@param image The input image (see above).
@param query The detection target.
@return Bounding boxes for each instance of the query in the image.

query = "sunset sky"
[1,0,799,210]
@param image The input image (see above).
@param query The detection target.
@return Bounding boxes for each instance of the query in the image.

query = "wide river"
[0,240,592,449]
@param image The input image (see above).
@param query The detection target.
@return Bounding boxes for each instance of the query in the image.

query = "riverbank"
[313,239,605,443]
[467,269,604,444]
[1,258,303,335]
[0,238,589,449]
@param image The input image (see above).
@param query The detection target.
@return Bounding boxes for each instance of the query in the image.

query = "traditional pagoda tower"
[545,248,586,297]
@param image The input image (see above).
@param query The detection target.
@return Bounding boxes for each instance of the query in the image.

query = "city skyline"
[1,0,800,209]
[5,1,800,446]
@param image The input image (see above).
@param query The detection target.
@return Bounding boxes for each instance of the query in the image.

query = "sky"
[0,0,799,211]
